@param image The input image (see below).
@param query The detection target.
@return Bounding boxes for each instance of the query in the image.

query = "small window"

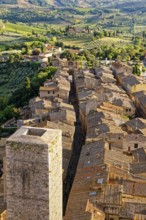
[134,143,138,148]
[118,137,121,140]
[48,91,50,94]
[126,109,128,112]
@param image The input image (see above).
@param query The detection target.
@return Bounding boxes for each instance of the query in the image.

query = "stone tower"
[6,126,62,220]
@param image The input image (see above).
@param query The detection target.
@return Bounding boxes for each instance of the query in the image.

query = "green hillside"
[0,62,40,97]
[0,0,17,4]
[1,0,146,8]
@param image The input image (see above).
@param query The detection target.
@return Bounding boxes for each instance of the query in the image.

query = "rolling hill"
[1,0,146,8]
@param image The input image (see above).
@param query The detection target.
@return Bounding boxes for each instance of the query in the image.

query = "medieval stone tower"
[6,126,62,220]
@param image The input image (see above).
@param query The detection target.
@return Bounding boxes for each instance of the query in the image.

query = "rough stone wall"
[0,139,6,161]
[59,88,69,101]
[6,142,50,220]
[6,128,62,220]
[123,139,146,151]
[0,179,3,194]
[49,110,66,122]
[49,132,62,220]
[40,90,58,99]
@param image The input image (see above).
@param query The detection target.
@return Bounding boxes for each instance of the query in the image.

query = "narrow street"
[63,79,86,214]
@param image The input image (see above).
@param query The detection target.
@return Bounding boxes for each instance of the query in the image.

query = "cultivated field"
[0,62,40,97]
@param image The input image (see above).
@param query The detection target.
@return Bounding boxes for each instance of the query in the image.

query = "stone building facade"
[6,126,62,220]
